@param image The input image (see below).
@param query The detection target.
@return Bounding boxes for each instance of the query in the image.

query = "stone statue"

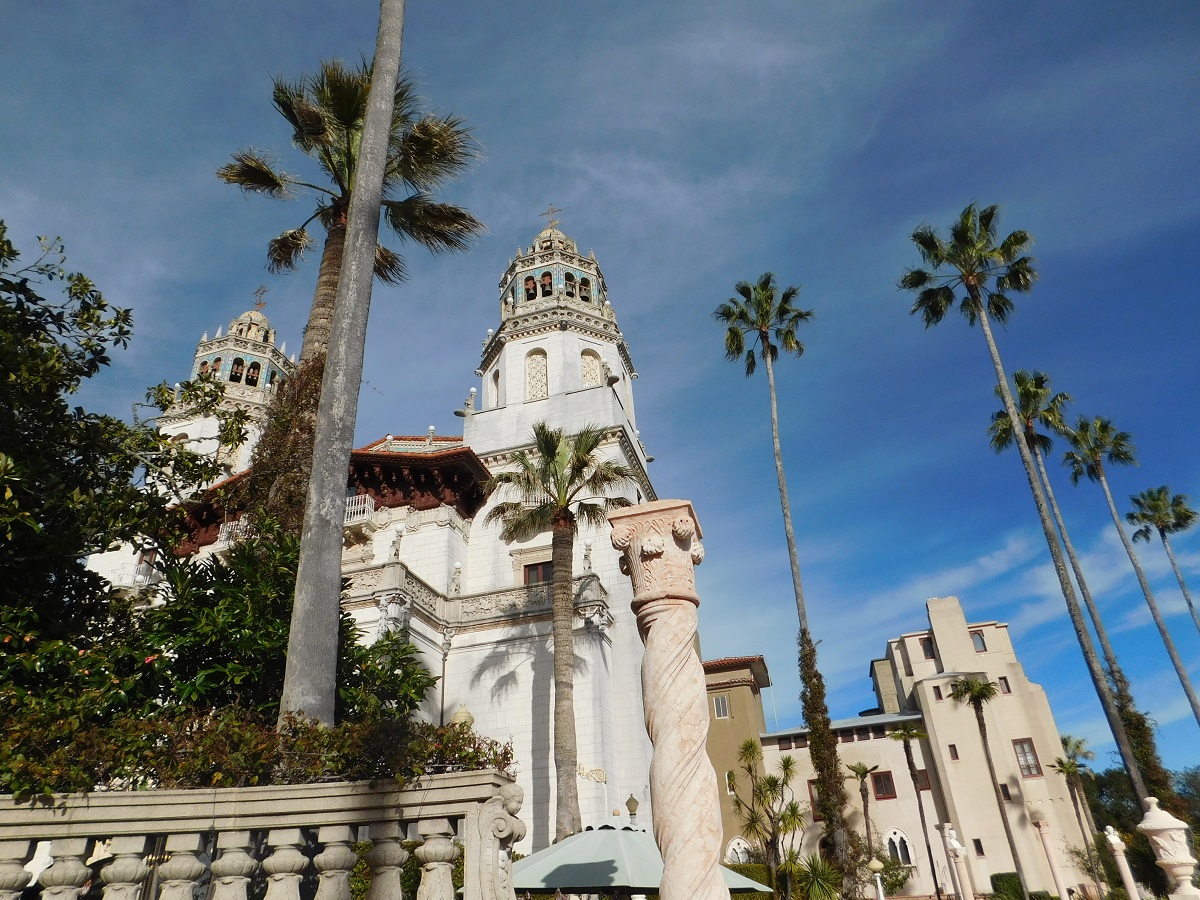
[946,829,966,859]
[476,783,526,900]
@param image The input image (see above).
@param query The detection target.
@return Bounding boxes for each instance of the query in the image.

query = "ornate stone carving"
[210,833,258,900]
[261,829,308,900]
[1138,797,1200,899]
[609,500,727,900]
[525,349,548,401]
[364,824,409,900]
[157,834,209,900]
[39,839,91,900]
[0,841,32,900]
[475,784,526,900]
[99,836,151,900]
[313,826,357,900]
[414,819,458,900]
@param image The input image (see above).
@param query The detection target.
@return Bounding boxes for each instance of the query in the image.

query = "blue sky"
[4,3,1199,771]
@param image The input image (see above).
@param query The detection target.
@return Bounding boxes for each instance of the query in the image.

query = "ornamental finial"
[539,204,562,230]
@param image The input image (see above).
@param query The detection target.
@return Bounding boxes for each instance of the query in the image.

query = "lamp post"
[868,858,886,900]
[626,794,640,828]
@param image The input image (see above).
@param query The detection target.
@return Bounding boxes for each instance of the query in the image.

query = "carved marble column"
[364,822,409,900]
[157,834,208,900]
[1104,826,1142,900]
[1031,819,1069,900]
[99,836,152,900]
[935,825,964,900]
[314,826,357,900]
[415,819,458,900]
[40,838,93,900]
[609,500,728,900]
[1138,797,1200,900]
[0,841,33,900]
[211,832,258,900]
[262,829,309,900]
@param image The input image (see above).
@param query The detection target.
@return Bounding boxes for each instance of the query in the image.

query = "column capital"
[609,499,704,607]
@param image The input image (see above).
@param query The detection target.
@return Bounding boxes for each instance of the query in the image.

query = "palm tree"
[484,422,634,841]
[845,762,880,857]
[1128,486,1200,638]
[730,738,806,900]
[901,204,1148,801]
[1065,418,1200,728]
[889,722,944,900]
[1050,735,1103,900]
[713,275,848,845]
[218,59,483,364]
[949,677,1030,900]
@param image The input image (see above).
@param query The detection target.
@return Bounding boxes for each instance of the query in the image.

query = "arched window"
[725,837,753,864]
[581,349,603,387]
[245,361,261,387]
[229,358,245,383]
[540,271,553,297]
[885,829,913,865]
[490,368,501,408]
[212,357,223,377]
[564,272,577,297]
[523,276,537,302]
[268,369,278,385]
[971,630,987,652]
[579,277,592,301]
[198,360,209,376]
[525,349,548,401]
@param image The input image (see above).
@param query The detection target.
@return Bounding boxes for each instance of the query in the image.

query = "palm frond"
[373,244,407,284]
[389,115,480,192]
[911,285,956,328]
[382,195,484,253]
[910,225,947,264]
[272,77,329,150]
[217,150,293,199]
[266,228,313,273]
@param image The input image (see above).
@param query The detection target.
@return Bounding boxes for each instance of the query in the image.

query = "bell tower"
[462,224,653,489]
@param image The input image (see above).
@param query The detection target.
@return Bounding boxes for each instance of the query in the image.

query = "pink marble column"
[609,499,728,900]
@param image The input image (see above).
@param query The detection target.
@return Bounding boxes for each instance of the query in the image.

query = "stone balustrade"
[0,771,525,900]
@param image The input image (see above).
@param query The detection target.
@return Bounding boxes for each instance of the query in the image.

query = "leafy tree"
[1049,735,1103,900]
[888,722,943,900]
[1128,486,1200,638]
[484,422,634,840]
[713,274,846,846]
[845,762,879,857]
[949,677,1030,900]
[728,739,806,900]
[900,204,1147,801]
[218,59,482,365]
[1065,417,1200,728]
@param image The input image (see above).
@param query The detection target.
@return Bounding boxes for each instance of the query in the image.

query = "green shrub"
[991,872,1023,900]
[727,862,772,899]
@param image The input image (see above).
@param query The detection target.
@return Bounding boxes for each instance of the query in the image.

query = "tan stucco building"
[706,596,1091,898]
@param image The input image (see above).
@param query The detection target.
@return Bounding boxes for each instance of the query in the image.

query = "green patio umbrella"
[511,825,770,894]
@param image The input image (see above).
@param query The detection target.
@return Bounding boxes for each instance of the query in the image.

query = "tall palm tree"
[889,722,944,900]
[1128,486,1200,638]
[900,204,1148,801]
[484,422,634,841]
[845,762,880,857]
[949,677,1030,900]
[1050,735,1103,900]
[730,739,805,900]
[713,274,847,845]
[218,59,483,364]
[1065,418,1200,728]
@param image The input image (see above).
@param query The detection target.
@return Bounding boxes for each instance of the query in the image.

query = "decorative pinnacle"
[540,204,562,230]
[253,285,268,310]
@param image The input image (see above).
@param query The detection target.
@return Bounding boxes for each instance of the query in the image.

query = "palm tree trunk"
[551,514,581,840]
[1067,779,1104,900]
[1096,469,1200,727]
[1159,529,1200,639]
[972,702,1030,900]
[860,781,873,857]
[761,344,807,631]
[904,740,944,900]
[1034,447,1126,688]
[974,300,1149,800]
[279,0,406,724]
[299,214,347,364]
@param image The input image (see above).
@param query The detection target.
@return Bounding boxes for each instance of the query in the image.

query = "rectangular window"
[713,694,730,719]
[1013,738,1042,777]
[920,637,936,660]
[872,771,897,800]
[523,562,553,585]
[871,725,887,739]
[840,730,855,743]
[795,734,809,749]
[916,769,931,791]
[973,839,985,856]
[949,744,959,761]
[856,727,871,741]
[933,685,943,701]
[1000,784,1012,801]
[778,737,793,750]
[971,630,988,652]
[998,676,1011,694]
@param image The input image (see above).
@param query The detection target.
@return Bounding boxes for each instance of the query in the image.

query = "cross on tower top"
[253,285,268,310]
[539,204,562,230]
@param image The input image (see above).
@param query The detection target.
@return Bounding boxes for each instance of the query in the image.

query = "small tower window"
[198,360,209,376]
[525,349,548,401]
[540,271,553,297]
[579,277,592,301]
[229,358,245,383]
[581,350,603,387]
[212,357,223,376]
[489,368,501,408]
[245,362,261,387]
[971,630,987,652]
[564,273,576,297]
[523,276,537,302]
[268,370,278,385]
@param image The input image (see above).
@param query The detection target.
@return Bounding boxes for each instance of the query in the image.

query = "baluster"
[157,834,208,900]
[99,836,151,900]
[0,840,33,900]
[210,832,258,900]
[39,838,92,900]
[364,823,408,900]
[313,826,357,900]
[414,819,457,900]
[262,829,308,900]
